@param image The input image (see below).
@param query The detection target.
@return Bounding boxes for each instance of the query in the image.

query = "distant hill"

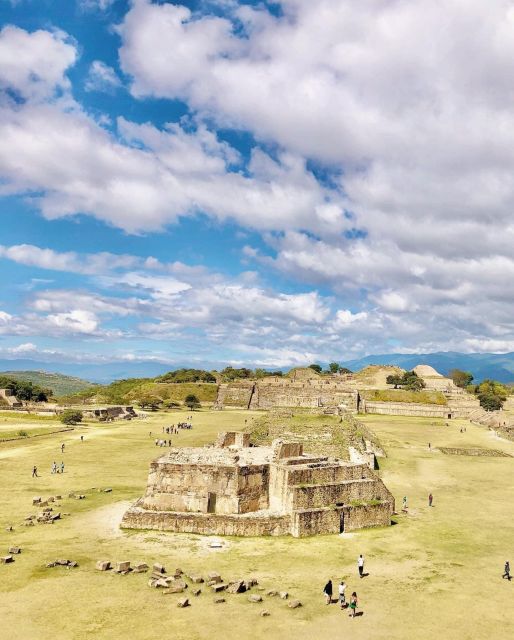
[342,352,514,383]
[0,370,96,396]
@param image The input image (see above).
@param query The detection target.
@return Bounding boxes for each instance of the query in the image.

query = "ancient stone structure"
[122,432,394,537]
[82,406,137,421]
[0,388,22,408]
[215,368,359,412]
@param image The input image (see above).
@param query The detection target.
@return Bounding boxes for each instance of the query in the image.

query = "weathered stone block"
[153,562,166,574]
[177,598,189,608]
[115,561,131,573]
[249,594,263,603]
[95,560,111,571]
[288,600,302,609]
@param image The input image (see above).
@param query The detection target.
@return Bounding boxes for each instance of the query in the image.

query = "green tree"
[60,409,83,425]
[328,362,340,373]
[138,394,163,411]
[184,393,201,410]
[387,371,425,391]
[386,374,403,388]
[449,369,474,388]
[476,379,507,411]
[308,364,322,373]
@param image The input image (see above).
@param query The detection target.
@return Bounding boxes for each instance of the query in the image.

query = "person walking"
[32,465,38,478]
[349,592,358,617]
[503,561,511,580]
[51,461,57,474]
[323,579,333,605]
[60,461,65,474]
[338,580,347,609]
[402,496,408,511]
[358,554,364,578]
[61,443,65,454]
[428,493,433,507]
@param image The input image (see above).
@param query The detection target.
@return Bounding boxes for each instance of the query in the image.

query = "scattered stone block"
[133,562,149,573]
[227,580,246,594]
[207,571,222,583]
[177,598,189,608]
[103,488,112,493]
[191,588,201,597]
[32,497,41,505]
[214,597,225,604]
[68,492,76,498]
[279,591,288,600]
[189,575,204,583]
[166,584,185,594]
[47,496,55,503]
[249,594,263,603]
[96,561,111,571]
[288,600,302,609]
[260,610,271,617]
[151,578,169,588]
[8,547,21,555]
[76,495,86,500]
[211,583,228,593]
[1,555,14,564]
[55,559,70,566]
[55,495,62,500]
[266,590,278,597]
[115,561,131,573]
[46,562,56,568]
[153,563,166,574]
[174,568,183,576]
[68,561,79,568]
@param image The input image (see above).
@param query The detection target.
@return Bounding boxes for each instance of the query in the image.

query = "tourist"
[402,496,408,511]
[349,592,358,617]
[323,579,333,605]
[32,465,38,478]
[428,442,431,450]
[155,439,159,446]
[502,561,511,580]
[60,461,64,474]
[168,439,172,447]
[61,443,65,454]
[358,554,364,578]
[338,580,347,608]
[51,461,57,474]
[80,435,84,442]
[429,493,433,507]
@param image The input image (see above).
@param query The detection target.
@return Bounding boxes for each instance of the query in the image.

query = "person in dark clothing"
[429,493,433,507]
[503,561,511,580]
[323,579,333,605]
[32,465,38,478]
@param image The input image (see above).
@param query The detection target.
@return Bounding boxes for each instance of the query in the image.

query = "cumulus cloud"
[0,25,76,101]
[84,60,122,93]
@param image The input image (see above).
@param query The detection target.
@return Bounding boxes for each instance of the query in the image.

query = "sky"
[1,0,514,372]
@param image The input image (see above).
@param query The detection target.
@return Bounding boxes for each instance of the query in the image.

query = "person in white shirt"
[358,554,364,578]
[338,580,347,608]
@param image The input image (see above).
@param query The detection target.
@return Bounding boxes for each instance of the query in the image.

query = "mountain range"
[2,351,514,384]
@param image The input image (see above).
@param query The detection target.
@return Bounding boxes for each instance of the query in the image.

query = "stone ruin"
[0,388,22,408]
[214,368,359,413]
[81,406,137,421]
[214,365,483,420]
[121,431,394,537]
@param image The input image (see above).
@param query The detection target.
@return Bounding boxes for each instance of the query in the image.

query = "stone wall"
[291,478,389,510]
[141,462,269,515]
[121,502,291,537]
[361,400,454,418]
[341,502,393,531]
[291,507,341,537]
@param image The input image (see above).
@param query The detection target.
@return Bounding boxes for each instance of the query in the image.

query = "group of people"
[51,460,65,474]
[155,438,173,447]
[322,556,367,618]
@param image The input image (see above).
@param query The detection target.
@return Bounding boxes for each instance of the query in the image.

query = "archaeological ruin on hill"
[214,365,484,420]
[122,431,394,537]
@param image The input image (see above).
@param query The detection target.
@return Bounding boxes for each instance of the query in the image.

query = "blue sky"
[1,0,514,373]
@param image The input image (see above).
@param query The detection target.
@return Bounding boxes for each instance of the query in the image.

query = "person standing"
[61,443,65,454]
[429,493,433,507]
[503,561,511,580]
[358,554,364,578]
[60,461,65,474]
[80,435,84,442]
[349,592,358,617]
[402,496,408,511]
[338,580,347,608]
[323,579,333,605]
[32,465,38,478]
[51,461,57,474]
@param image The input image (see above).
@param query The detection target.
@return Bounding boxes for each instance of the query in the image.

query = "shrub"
[60,409,83,425]
[17,429,28,437]
[184,394,201,410]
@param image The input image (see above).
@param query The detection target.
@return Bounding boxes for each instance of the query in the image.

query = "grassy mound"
[246,409,383,460]
[360,389,448,405]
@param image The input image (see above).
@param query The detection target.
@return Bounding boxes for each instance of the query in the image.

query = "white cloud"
[0,25,76,101]
[84,60,122,93]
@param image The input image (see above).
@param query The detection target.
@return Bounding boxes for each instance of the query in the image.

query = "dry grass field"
[0,409,513,639]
